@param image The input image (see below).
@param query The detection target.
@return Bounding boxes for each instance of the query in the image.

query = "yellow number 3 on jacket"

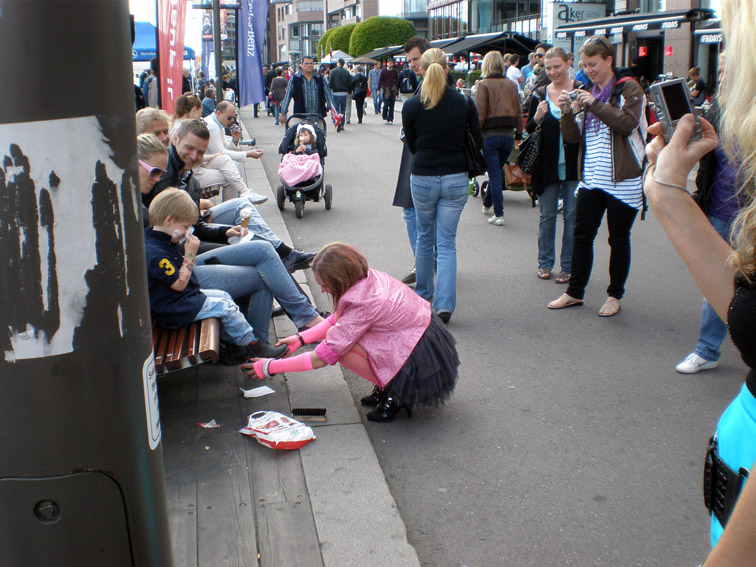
[159,259,176,276]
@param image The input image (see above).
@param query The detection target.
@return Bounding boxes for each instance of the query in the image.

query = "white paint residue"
[143,355,161,450]
[1,116,126,360]
[117,304,124,338]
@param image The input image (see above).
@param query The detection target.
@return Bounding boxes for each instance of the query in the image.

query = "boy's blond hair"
[148,188,198,226]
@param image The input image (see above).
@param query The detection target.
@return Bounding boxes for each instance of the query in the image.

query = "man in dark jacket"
[279,56,336,124]
[328,58,351,131]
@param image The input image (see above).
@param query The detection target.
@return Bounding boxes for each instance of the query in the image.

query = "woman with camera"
[547,36,645,317]
[645,0,756,561]
[526,47,582,283]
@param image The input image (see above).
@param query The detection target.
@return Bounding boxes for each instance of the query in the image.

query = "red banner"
[158,0,187,114]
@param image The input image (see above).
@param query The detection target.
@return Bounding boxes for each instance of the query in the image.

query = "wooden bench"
[152,318,220,375]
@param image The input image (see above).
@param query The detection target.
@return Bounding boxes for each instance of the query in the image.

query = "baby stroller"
[471,141,537,207]
[276,113,332,219]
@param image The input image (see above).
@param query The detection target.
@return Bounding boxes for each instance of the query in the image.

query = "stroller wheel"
[471,179,480,197]
[324,184,333,210]
[295,199,304,219]
[276,185,286,211]
[480,180,489,200]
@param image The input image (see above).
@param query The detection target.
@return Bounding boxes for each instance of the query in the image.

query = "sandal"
[547,294,584,309]
[555,272,571,284]
[537,268,551,280]
[598,297,621,317]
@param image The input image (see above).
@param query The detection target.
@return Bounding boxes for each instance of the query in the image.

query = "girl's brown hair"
[579,36,616,69]
[311,242,369,310]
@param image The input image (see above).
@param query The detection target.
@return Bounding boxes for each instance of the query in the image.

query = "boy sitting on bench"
[145,188,288,364]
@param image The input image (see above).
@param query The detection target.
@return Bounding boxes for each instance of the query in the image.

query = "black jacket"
[329,66,352,93]
[351,73,368,97]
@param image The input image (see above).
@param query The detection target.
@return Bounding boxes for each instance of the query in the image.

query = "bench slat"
[187,322,200,365]
[199,318,220,363]
[153,318,220,375]
[166,326,188,370]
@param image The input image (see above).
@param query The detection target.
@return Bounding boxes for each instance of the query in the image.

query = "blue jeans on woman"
[195,289,257,345]
[411,172,469,314]
[208,197,283,248]
[194,241,318,343]
[695,215,734,361]
[274,103,282,125]
[481,135,515,218]
[538,180,578,273]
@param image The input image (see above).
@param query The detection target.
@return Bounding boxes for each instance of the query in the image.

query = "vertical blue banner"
[202,39,212,78]
[237,0,265,107]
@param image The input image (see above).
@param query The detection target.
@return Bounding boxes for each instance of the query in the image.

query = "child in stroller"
[277,123,326,187]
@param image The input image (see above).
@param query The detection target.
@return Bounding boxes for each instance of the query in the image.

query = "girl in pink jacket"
[242,242,460,422]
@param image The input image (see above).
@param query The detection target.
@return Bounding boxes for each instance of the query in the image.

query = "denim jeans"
[538,180,578,273]
[481,135,515,217]
[274,103,281,125]
[332,93,347,116]
[411,172,469,313]
[403,207,417,256]
[566,188,638,301]
[194,241,318,343]
[696,215,734,361]
[208,197,283,248]
[195,289,257,345]
[372,88,382,113]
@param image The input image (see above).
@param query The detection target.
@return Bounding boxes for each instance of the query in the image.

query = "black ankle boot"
[360,386,383,407]
[366,395,412,423]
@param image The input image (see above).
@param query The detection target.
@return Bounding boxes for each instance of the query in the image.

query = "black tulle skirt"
[386,314,460,409]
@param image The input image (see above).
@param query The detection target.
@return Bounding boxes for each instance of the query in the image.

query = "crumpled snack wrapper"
[239,411,316,450]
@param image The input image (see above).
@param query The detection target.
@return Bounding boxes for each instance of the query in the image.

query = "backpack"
[399,72,413,93]
[616,76,650,219]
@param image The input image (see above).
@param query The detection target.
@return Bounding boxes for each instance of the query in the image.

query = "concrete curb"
[238,107,421,567]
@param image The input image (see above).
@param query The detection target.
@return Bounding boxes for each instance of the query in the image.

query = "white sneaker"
[482,205,492,214]
[488,215,505,225]
[240,189,268,205]
[675,353,720,374]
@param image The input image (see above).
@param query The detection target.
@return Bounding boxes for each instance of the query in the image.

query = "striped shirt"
[579,121,643,210]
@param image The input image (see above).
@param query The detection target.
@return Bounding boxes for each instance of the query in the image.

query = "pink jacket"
[315,269,431,386]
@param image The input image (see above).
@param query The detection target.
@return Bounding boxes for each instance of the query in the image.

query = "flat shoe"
[548,294,583,309]
[598,297,621,317]
[537,268,551,280]
[555,272,571,284]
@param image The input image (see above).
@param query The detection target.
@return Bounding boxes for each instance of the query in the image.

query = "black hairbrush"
[291,408,327,422]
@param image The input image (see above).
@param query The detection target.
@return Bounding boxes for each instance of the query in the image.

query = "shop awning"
[429,37,468,51]
[442,32,506,55]
[361,45,405,60]
[555,8,714,39]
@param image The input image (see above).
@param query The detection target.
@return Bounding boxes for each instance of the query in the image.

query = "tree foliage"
[316,28,336,59]
[349,17,415,57]
[328,23,357,54]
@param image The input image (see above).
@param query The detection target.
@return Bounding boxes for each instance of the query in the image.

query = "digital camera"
[648,78,702,143]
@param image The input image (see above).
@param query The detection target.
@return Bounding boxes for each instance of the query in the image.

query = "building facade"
[270,0,325,63]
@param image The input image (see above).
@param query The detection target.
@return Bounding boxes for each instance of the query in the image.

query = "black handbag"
[464,96,487,178]
[516,126,542,175]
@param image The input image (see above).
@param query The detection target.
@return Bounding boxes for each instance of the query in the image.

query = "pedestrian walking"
[379,59,399,124]
[368,62,382,114]
[242,242,460,422]
[350,65,369,124]
[402,48,484,324]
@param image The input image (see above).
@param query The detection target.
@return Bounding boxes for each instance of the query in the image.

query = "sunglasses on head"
[586,36,608,46]
[139,160,164,179]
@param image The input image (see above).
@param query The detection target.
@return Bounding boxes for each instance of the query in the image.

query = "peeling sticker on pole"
[1,116,128,361]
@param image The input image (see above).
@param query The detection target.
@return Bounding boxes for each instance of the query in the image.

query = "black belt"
[703,435,750,528]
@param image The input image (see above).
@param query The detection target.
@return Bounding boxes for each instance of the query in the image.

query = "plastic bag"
[239,411,316,450]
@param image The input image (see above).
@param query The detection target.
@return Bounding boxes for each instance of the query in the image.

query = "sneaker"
[482,205,492,214]
[675,353,720,374]
[401,267,416,285]
[384,120,389,124]
[240,189,268,205]
[283,250,315,272]
[488,215,505,225]
[437,310,452,324]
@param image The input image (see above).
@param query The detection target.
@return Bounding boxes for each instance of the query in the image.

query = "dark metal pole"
[213,0,224,93]
[0,1,173,564]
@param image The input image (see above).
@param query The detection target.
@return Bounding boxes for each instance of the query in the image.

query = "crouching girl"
[242,242,460,422]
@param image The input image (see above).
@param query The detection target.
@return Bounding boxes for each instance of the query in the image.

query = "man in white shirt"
[199,101,267,203]
[505,54,524,91]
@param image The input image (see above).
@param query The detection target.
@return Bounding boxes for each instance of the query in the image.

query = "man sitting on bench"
[145,188,288,364]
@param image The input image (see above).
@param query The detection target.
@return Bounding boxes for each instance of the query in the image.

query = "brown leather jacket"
[560,74,645,183]
[475,76,523,137]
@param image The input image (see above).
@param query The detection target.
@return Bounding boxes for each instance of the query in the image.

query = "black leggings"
[566,188,638,301]
[353,94,366,123]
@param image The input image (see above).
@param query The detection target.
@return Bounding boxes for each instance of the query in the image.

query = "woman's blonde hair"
[721,0,756,276]
[419,48,448,109]
[137,134,168,161]
[544,47,570,64]
[481,51,505,78]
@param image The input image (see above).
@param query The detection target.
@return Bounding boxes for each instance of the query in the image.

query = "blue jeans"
[696,215,734,361]
[194,241,318,343]
[403,207,417,256]
[332,93,347,116]
[481,135,515,217]
[372,88,382,113]
[274,103,281,125]
[411,173,469,313]
[209,197,283,248]
[195,289,257,345]
[538,180,578,273]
